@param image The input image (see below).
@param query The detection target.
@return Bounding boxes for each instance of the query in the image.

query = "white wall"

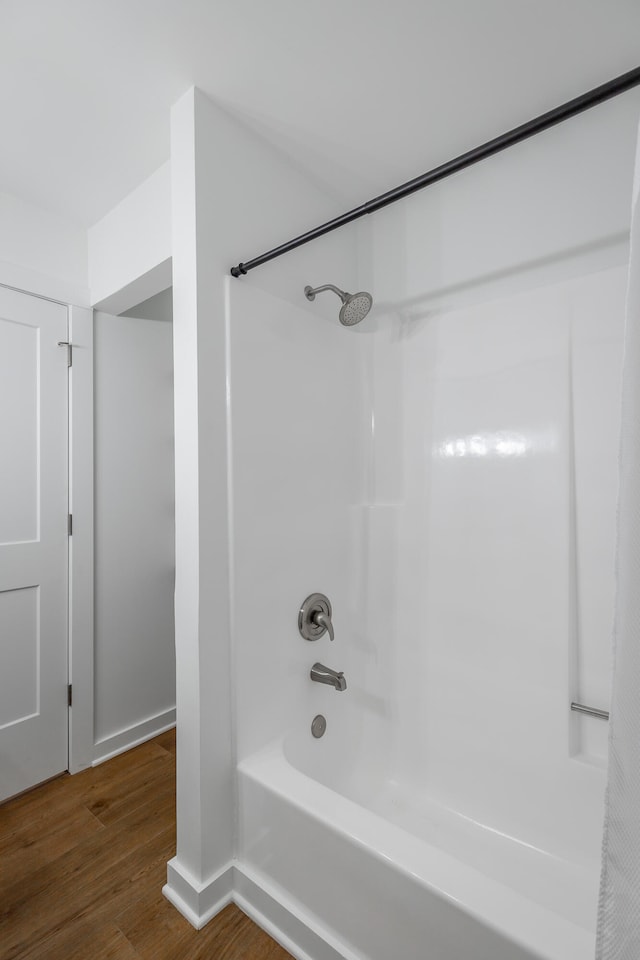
[93,303,175,763]
[0,190,88,305]
[122,287,173,324]
[88,162,171,313]
[166,85,358,924]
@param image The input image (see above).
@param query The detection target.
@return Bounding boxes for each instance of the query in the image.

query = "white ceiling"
[1,0,639,228]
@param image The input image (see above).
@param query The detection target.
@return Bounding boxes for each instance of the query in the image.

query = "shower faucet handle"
[299,593,334,642]
[312,610,334,642]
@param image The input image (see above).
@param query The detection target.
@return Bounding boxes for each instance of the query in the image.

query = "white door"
[0,286,69,801]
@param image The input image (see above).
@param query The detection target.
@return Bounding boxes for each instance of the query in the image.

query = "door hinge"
[68,684,73,708]
[57,340,72,366]
[68,513,73,536]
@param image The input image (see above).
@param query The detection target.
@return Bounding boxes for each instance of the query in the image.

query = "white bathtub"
[238,732,599,960]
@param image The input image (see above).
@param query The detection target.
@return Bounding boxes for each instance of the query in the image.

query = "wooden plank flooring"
[0,730,293,960]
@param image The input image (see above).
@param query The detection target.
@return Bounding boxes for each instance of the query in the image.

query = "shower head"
[340,291,373,326]
[304,283,373,326]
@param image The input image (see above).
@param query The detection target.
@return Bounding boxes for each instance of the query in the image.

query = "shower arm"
[305,284,346,303]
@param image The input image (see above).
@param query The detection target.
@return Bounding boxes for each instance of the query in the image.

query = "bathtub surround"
[596,124,640,959]
[167,85,639,959]
[230,270,625,958]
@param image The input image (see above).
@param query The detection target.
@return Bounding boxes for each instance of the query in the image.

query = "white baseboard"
[234,864,352,960]
[163,858,234,929]
[92,707,176,766]
[162,858,350,960]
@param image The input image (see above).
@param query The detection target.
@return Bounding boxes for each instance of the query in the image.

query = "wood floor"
[0,730,293,960]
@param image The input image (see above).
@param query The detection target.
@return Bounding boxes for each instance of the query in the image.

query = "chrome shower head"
[304,283,373,326]
[339,291,373,326]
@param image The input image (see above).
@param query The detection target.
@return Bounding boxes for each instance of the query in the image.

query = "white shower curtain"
[596,121,640,960]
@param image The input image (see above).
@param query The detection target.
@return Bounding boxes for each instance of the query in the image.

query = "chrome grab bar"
[571,701,609,721]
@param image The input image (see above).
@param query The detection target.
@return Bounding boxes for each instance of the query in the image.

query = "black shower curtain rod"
[230,65,640,279]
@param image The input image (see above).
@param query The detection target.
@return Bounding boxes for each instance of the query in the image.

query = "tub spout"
[310,662,347,692]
